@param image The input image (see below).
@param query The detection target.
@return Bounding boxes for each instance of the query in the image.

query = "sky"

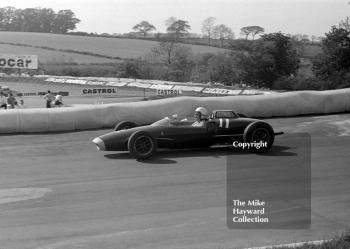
[1,0,349,37]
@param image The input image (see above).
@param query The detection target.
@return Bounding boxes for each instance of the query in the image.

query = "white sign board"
[156,89,182,95]
[128,82,152,88]
[172,85,204,92]
[82,88,118,95]
[105,82,128,87]
[0,54,38,69]
[150,84,174,90]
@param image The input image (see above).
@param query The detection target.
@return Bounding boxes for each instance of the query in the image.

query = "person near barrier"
[7,93,19,109]
[44,90,55,108]
[54,94,63,107]
[0,92,7,109]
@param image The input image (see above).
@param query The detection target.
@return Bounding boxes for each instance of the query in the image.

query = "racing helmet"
[194,106,208,120]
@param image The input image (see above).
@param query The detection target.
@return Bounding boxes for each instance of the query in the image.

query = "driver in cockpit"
[192,107,208,127]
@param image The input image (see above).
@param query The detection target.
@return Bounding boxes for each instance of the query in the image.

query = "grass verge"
[270,232,350,249]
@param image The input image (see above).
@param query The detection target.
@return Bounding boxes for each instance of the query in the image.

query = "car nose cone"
[92,137,106,151]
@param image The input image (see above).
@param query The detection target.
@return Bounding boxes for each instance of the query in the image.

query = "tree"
[240,27,250,39]
[150,41,178,65]
[262,32,299,79]
[314,26,350,77]
[251,26,265,40]
[21,8,42,32]
[240,26,264,40]
[234,41,277,87]
[132,20,156,38]
[169,45,195,81]
[311,25,350,89]
[201,17,216,46]
[0,6,79,33]
[39,8,56,33]
[149,41,195,81]
[119,59,153,79]
[166,19,191,42]
[165,16,177,29]
[339,16,350,32]
[0,6,17,31]
[10,8,24,31]
[52,9,80,33]
[233,32,299,88]
[205,53,240,85]
[213,24,234,47]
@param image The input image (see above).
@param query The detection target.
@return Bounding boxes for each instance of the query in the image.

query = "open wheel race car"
[92,110,283,159]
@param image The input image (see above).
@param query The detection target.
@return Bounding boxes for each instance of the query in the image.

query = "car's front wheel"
[243,121,274,153]
[128,131,157,159]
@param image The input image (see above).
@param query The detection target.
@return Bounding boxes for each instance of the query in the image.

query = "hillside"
[0,31,324,81]
[0,31,322,63]
[0,43,116,63]
[0,31,226,63]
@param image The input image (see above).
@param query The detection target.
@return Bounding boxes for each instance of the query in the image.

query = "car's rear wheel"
[128,131,157,159]
[243,121,274,153]
[114,121,137,131]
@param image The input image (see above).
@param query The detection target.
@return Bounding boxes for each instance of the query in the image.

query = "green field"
[0,43,115,63]
[0,31,322,64]
[0,31,226,62]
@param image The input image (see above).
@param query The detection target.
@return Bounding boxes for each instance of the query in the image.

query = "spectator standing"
[7,93,19,109]
[0,92,7,109]
[44,90,55,108]
[20,99,24,107]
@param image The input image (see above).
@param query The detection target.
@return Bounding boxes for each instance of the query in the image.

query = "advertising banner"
[172,85,204,92]
[156,89,182,95]
[82,88,117,95]
[150,84,174,90]
[0,54,38,69]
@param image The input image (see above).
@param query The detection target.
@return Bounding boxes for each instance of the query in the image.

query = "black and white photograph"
[0,0,350,248]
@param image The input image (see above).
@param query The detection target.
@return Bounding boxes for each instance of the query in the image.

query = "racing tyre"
[114,121,137,131]
[128,131,157,159]
[243,121,274,153]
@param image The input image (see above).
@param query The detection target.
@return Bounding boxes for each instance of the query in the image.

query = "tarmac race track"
[0,113,350,249]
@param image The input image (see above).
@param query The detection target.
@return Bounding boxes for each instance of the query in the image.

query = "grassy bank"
[271,232,350,249]
[0,31,226,60]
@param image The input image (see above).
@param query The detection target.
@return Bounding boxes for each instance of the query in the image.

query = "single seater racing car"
[92,110,283,159]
